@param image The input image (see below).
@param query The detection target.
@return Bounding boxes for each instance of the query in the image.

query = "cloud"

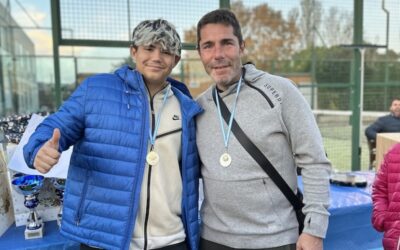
[10,2,88,55]
[24,30,87,55]
[11,4,47,27]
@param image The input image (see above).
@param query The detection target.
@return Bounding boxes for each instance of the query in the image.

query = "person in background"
[365,98,400,141]
[371,143,400,250]
[23,19,201,250]
[195,9,331,250]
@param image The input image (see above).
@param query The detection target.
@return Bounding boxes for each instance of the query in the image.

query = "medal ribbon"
[214,73,243,151]
[149,86,170,147]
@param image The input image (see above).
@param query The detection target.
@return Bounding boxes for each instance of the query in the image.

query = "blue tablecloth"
[299,172,383,250]
[0,221,79,250]
[1,172,383,250]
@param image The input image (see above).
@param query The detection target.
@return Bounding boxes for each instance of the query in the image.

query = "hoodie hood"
[243,63,265,84]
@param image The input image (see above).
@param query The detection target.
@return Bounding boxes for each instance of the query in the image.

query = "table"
[301,172,383,250]
[0,221,79,250]
[1,173,383,250]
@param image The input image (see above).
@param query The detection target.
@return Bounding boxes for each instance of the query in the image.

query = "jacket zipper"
[181,104,202,250]
[181,108,203,248]
[143,94,156,250]
[75,169,90,226]
[245,82,274,108]
[143,152,153,250]
[180,115,191,249]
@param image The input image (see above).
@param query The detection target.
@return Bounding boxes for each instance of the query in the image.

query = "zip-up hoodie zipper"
[143,91,157,250]
[143,86,184,250]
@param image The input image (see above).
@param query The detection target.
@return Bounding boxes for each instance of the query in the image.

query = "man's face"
[390,100,400,117]
[198,23,244,90]
[131,44,180,86]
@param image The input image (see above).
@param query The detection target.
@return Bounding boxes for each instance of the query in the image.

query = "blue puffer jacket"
[23,65,202,250]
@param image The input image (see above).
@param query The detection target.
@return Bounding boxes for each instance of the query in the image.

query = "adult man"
[23,19,201,250]
[195,9,331,250]
[365,98,400,141]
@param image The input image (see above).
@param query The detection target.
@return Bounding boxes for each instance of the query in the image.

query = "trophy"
[51,178,66,227]
[11,174,44,239]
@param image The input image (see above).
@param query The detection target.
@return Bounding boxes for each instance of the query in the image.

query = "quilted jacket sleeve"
[23,79,88,168]
[371,156,389,232]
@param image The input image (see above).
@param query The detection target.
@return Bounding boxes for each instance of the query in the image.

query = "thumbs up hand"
[34,128,61,174]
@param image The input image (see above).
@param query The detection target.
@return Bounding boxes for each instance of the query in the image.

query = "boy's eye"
[162,50,172,55]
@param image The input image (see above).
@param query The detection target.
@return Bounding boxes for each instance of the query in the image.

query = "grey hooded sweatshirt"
[196,63,331,248]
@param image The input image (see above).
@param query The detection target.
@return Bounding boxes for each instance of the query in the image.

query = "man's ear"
[239,41,245,55]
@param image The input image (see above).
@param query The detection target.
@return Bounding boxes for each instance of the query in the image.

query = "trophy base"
[25,225,44,239]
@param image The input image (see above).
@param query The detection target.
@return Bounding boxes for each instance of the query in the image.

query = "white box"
[0,146,14,236]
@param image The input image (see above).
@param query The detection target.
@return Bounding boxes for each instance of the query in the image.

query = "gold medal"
[146,151,159,165]
[219,153,232,167]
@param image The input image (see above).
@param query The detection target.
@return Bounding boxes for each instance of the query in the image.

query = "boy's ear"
[130,46,137,59]
[174,55,181,66]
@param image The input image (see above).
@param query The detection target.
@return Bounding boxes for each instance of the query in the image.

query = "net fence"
[3,0,400,171]
[59,0,219,43]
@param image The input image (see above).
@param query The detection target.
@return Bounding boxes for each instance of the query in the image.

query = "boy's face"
[130,44,180,86]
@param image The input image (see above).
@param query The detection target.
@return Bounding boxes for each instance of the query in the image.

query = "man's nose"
[214,45,225,59]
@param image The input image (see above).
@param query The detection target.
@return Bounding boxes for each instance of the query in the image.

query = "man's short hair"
[131,19,181,57]
[196,8,243,49]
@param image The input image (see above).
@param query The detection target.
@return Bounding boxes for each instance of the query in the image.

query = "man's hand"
[296,233,323,250]
[34,128,61,174]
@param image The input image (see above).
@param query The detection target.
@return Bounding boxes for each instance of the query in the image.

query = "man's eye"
[223,41,234,46]
[162,51,172,55]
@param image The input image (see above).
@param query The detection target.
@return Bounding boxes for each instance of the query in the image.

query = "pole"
[50,0,62,108]
[351,0,363,171]
[359,48,365,151]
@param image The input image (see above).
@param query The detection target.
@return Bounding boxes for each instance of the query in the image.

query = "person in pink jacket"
[372,143,400,250]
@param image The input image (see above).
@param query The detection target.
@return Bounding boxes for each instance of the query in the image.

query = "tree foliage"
[182,0,300,66]
[231,1,300,64]
[181,0,400,90]
[298,0,322,49]
[322,6,353,47]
